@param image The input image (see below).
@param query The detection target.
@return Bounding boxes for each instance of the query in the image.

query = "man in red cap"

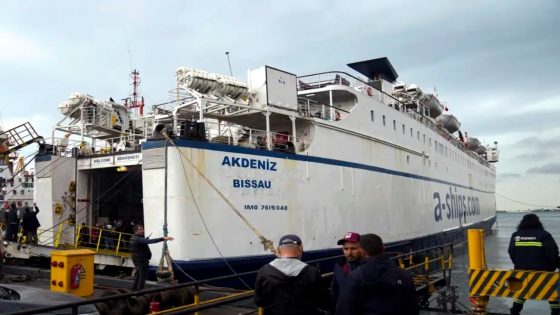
[331,232,364,306]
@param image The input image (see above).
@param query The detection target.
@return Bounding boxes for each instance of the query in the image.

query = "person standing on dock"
[21,203,40,244]
[130,224,174,291]
[254,234,330,315]
[335,233,419,315]
[508,213,560,315]
[6,203,19,242]
[331,232,363,305]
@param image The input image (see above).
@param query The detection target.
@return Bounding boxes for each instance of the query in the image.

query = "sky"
[0,1,559,211]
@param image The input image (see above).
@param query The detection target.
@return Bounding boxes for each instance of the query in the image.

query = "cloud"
[497,173,522,182]
[527,163,560,174]
[0,29,53,63]
[514,136,560,151]
[516,152,552,161]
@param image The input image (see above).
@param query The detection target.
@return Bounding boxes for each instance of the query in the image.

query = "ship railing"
[201,119,308,153]
[48,133,144,158]
[0,223,48,244]
[298,71,398,107]
[298,71,492,168]
[72,223,132,257]
[389,243,454,296]
[8,244,455,315]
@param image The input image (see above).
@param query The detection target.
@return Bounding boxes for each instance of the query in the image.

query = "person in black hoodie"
[508,213,560,315]
[254,234,330,315]
[336,233,419,315]
[129,224,174,291]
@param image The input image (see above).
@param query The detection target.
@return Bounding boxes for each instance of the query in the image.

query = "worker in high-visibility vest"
[508,213,560,315]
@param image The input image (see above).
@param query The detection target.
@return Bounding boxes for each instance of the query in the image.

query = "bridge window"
[383,115,386,126]
[370,110,374,122]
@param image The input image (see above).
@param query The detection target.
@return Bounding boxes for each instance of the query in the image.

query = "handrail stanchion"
[115,232,122,255]
[468,229,488,315]
[194,285,200,315]
[74,225,82,248]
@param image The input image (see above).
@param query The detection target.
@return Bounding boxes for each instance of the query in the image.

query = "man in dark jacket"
[21,203,40,244]
[336,233,419,315]
[129,224,174,291]
[254,234,330,315]
[6,203,19,242]
[508,213,560,315]
[331,232,363,305]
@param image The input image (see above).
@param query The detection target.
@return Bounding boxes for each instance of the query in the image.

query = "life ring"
[367,87,373,97]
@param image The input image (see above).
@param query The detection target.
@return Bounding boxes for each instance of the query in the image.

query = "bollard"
[467,229,488,315]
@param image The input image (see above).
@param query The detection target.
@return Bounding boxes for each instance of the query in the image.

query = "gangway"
[1,222,134,268]
[0,122,44,156]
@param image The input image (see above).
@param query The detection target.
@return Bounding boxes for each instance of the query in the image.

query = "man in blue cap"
[255,234,330,315]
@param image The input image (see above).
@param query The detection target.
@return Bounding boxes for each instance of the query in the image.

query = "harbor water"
[450,211,560,314]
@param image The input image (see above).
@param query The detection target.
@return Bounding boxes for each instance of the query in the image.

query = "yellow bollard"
[258,307,264,315]
[467,229,489,315]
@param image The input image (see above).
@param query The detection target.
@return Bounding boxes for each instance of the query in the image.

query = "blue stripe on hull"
[149,215,496,288]
[143,139,494,194]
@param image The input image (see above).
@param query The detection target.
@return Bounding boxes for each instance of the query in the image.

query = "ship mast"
[124,69,145,116]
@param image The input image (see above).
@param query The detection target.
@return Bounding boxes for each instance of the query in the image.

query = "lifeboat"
[467,137,481,151]
[419,93,444,118]
[475,145,487,155]
[436,114,461,134]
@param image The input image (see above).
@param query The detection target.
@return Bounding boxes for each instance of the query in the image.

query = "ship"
[0,157,35,211]
[33,58,499,281]
[0,124,42,218]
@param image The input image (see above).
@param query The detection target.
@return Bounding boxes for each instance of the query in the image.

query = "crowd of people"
[254,213,560,315]
[1,202,41,244]
[255,232,419,315]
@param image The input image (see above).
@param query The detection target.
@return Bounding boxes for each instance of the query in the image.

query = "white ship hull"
[142,122,496,265]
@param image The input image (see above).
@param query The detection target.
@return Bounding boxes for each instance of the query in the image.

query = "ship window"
[417,131,420,140]
[18,178,22,183]
[410,128,413,137]
[13,190,17,195]
[20,190,24,195]
[393,120,396,130]
[383,115,386,126]
[370,110,374,122]
[429,138,432,146]
[407,155,410,163]
[423,134,426,143]
[402,124,405,134]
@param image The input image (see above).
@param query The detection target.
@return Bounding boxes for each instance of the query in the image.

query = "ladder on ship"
[0,122,44,164]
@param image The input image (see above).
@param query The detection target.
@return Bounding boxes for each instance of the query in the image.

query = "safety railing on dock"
[1,221,132,258]
[4,244,460,315]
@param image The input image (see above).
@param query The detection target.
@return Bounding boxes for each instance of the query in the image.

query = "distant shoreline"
[497,209,560,213]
